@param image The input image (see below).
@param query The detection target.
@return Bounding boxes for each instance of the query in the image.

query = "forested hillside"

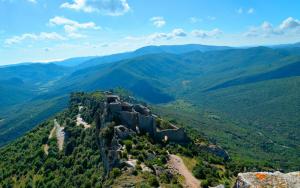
[0,45,299,172]
[0,91,242,187]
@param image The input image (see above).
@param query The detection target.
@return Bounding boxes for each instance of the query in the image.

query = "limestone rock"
[235,171,300,188]
[133,104,150,115]
[114,125,135,140]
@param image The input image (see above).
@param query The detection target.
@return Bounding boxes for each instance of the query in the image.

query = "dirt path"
[54,119,65,151]
[43,144,49,155]
[44,119,65,154]
[168,154,200,188]
[49,126,56,139]
[76,114,91,129]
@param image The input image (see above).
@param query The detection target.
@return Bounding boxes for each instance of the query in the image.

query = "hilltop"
[0,91,239,187]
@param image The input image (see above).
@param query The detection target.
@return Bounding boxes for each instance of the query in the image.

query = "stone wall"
[108,102,122,114]
[137,114,155,136]
[119,111,138,130]
[155,128,188,143]
[106,94,188,143]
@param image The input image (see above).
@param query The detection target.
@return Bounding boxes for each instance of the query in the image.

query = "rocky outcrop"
[80,92,189,175]
[114,125,135,140]
[235,171,300,188]
[198,144,229,160]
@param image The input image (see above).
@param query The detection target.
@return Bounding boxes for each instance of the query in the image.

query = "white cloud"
[279,17,300,30]
[49,16,100,38]
[244,17,300,37]
[171,28,187,37]
[150,17,166,28]
[189,17,202,24]
[237,7,254,14]
[150,28,187,41]
[247,8,254,14]
[60,0,130,16]
[126,28,187,43]
[191,28,222,38]
[244,22,281,37]
[237,8,243,14]
[27,0,37,3]
[5,32,65,45]
[61,0,93,12]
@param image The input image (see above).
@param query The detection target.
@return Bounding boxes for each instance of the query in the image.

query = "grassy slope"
[154,77,300,171]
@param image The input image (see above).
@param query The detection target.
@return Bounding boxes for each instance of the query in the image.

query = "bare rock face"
[198,144,229,160]
[235,171,300,188]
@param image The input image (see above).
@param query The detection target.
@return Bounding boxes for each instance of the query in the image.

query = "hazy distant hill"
[62,44,232,69]
[53,57,96,67]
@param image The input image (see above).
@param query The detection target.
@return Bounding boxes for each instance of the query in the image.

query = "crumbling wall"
[137,114,155,136]
[108,102,122,114]
[119,111,138,130]
[155,128,188,143]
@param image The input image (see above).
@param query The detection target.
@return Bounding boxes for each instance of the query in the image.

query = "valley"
[0,44,300,186]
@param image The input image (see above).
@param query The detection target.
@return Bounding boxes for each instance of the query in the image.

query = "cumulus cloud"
[61,0,130,16]
[126,27,224,43]
[191,28,222,38]
[244,17,300,37]
[125,28,187,43]
[279,17,300,30]
[5,32,65,45]
[49,16,100,38]
[150,17,166,28]
[149,28,187,41]
[244,22,281,37]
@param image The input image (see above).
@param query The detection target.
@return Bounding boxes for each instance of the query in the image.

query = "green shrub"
[148,175,159,187]
[123,140,133,152]
[110,168,121,178]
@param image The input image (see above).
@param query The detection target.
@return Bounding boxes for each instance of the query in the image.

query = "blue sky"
[1,0,300,65]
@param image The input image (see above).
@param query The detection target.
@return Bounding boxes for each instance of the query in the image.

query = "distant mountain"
[134,44,232,54]
[0,63,69,108]
[269,42,300,49]
[75,44,232,69]
[52,56,96,67]
[0,63,69,84]
[1,44,232,69]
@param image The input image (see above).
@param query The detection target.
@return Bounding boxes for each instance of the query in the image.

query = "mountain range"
[0,43,299,171]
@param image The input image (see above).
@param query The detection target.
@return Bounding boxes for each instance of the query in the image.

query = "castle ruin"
[106,94,188,143]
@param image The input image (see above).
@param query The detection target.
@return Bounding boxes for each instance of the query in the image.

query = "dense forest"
[0,91,272,187]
